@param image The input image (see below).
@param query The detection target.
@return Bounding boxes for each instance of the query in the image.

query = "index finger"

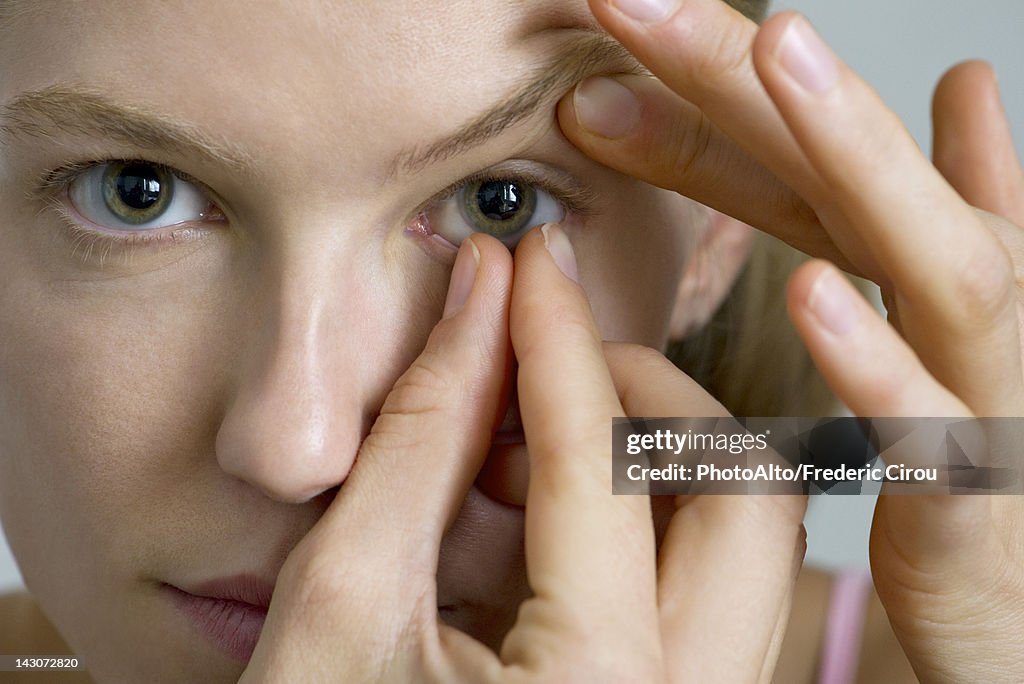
[502,224,661,667]
[558,74,848,268]
[556,0,878,276]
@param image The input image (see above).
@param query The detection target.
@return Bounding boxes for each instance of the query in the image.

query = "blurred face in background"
[0,1,708,680]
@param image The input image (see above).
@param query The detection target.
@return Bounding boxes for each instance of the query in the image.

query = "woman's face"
[0,0,702,680]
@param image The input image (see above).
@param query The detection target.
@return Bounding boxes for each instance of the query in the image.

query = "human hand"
[553,0,1024,680]
[237,225,807,683]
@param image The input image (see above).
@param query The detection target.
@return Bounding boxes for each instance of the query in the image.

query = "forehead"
[0,0,606,195]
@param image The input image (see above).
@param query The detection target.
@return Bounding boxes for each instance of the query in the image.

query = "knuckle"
[380,358,453,420]
[784,181,823,228]
[950,240,1015,325]
[673,8,752,94]
[504,601,660,684]
[666,109,715,184]
[533,418,611,484]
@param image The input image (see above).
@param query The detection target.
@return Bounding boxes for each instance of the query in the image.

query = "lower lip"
[165,585,267,662]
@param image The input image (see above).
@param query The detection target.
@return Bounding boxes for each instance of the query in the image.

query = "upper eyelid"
[34,158,212,203]
[429,161,599,218]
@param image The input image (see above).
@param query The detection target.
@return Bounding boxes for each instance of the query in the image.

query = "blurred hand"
[554,0,1024,680]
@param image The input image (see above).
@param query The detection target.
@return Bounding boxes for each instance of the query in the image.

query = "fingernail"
[610,0,679,24]
[777,16,839,94]
[541,224,579,283]
[573,77,642,140]
[807,268,855,336]
[443,239,480,319]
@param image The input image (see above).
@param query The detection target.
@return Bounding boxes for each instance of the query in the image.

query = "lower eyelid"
[42,195,219,270]
[59,188,221,239]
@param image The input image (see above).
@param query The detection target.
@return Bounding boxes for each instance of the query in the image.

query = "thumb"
[246,234,514,680]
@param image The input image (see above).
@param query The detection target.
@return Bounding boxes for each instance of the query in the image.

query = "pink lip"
[165,575,274,662]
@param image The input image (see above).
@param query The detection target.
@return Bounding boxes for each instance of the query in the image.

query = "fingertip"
[442,236,481,320]
[443,233,512,334]
[575,76,644,140]
[541,223,579,282]
[755,12,843,97]
[786,258,834,316]
[933,59,999,121]
[511,222,574,284]
[467,233,513,285]
[937,59,997,94]
[787,259,863,340]
[555,84,580,136]
[751,10,801,57]
[510,223,598,360]
[750,10,805,75]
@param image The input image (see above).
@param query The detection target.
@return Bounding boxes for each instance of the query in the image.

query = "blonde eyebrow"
[385,30,647,180]
[0,85,258,176]
[0,31,644,184]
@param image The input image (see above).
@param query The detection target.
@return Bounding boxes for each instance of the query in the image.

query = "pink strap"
[817,570,872,684]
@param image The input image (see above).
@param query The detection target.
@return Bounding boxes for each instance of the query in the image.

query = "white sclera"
[68,163,211,231]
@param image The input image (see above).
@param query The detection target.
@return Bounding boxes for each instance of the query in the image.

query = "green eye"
[101,161,175,225]
[423,174,567,248]
[461,179,538,238]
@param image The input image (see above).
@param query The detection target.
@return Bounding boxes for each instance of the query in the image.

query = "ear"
[668,207,755,341]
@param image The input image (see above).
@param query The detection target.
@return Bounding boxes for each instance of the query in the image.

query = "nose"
[215,245,383,504]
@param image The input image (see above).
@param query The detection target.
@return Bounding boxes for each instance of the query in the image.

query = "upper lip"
[175,574,275,609]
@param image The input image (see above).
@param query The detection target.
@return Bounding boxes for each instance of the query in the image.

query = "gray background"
[2,0,1023,591]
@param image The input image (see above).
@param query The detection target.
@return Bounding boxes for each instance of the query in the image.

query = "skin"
[0,0,751,681]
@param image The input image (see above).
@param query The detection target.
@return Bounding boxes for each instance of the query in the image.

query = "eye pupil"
[115,163,163,210]
[100,161,175,225]
[476,180,524,221]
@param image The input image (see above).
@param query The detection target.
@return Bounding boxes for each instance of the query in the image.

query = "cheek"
[0,251,244,595]
[574,187,696,348]
[0,234,449,586]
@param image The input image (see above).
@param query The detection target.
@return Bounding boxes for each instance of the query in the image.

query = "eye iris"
[466,179,536,237]
[102,161,173,224]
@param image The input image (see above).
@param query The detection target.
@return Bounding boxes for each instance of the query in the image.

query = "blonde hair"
[668,232,839,416]
[663,0,850,418]
[728,0,769,21]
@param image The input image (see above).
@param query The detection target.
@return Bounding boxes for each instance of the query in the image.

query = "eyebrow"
[0,86,258,176]
[0,30,644,183]
[386,30,646,179]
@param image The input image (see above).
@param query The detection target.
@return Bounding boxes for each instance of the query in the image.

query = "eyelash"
[34,157,599,264]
